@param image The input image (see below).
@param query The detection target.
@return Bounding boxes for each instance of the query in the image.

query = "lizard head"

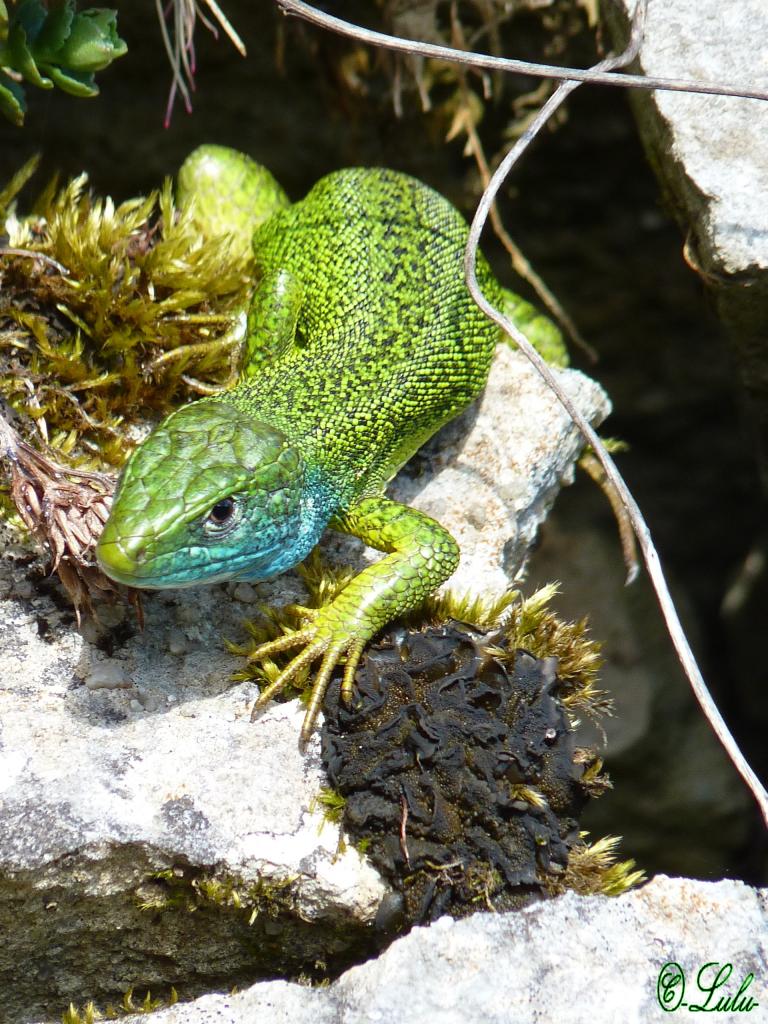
[97,400,321,588]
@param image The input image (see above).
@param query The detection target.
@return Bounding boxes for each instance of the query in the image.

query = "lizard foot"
[248,621,367,744]
[247,498,460,743]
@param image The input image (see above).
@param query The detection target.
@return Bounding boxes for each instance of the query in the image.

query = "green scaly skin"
[96,145,565,742]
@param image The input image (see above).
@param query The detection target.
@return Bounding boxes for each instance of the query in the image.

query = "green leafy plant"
[0,0,126,125]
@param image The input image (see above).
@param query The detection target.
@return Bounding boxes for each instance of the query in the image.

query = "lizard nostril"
[96,529,147,582]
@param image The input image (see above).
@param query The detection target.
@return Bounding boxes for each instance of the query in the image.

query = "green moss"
[62,1003,97,1024]
[0,162,252,469]
[541,833,645,898]
[135,866,300,929]
[311,786,347,826]
[62,985,178,1022]
[236,568,607,729]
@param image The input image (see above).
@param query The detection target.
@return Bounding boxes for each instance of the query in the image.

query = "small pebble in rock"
[85,662,133,690]
[232,582,258,603]
[129,699,142,712]
[175,604,200,626]
[13,579,34,600]
[167,634,189,656]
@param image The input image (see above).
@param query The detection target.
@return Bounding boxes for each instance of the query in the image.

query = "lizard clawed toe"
[247,624,367,740]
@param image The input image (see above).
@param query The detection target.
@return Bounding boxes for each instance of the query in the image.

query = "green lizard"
[96,145,564,742]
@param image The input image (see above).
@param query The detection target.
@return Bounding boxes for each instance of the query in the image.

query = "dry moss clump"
[1,158,251,468]
[0,157,258,613]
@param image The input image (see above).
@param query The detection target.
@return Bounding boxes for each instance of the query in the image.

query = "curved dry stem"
[0,248,69,275]
[461,1,768,827]
[579,450,639,582]
[276,0,768,105]
[454,69,597,361]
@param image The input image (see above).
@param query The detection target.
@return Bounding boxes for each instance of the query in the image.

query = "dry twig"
[0,411,136,623]
[447,12,596,360]
[275,0,768,104]
[461,3,768,826]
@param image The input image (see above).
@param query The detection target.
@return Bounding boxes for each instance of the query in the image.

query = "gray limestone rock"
[0,348,609,1023]
[605,0,768,484]
[111,876,767,1024]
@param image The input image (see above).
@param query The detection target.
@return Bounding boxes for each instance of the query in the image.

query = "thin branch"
[579,450,639,581]
[275,0,768,105]
[0,248,69,275]
[461,1,768,827]
[447,7,590,354]
[453,66,597,360]
[203,0,246,56]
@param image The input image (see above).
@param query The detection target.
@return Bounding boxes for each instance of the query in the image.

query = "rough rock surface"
[606,0,768,483]
[110,877,767,1024]
[0,349,609,1023]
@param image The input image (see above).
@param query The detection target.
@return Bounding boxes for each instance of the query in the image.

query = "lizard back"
[229,167,502,503]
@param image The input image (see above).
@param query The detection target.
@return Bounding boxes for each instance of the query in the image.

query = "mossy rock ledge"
[0,350,611,1023]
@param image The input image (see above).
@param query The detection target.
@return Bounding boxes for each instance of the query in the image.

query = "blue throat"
[236,467,336,583]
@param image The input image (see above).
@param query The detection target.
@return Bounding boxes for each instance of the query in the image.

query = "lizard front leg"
[249,496,460,743]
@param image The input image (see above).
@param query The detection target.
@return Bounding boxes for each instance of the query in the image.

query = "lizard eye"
[204,496,238,532]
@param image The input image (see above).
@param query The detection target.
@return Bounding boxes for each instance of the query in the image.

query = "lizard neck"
[235,463,336,583]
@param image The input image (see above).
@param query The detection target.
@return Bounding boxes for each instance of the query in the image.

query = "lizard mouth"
[96,531,286,589]
[96,537,144,585]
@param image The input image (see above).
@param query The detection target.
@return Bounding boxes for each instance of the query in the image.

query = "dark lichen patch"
[321,621,588,923]
[320,604,638,928]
